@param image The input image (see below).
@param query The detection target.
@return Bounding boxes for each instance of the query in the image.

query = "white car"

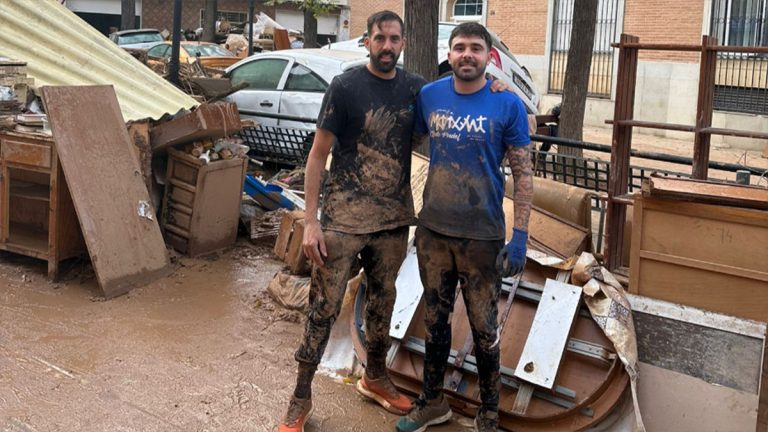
[224,49,369,130]
[108,29,165,50]
[327,22,540,114]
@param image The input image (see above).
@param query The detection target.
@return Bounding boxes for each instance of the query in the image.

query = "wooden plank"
[274,210,304,260]
[41,85,170,298]
[1,139,51,169]
[286,218,310,275]
[640,250,768,283]
[643,175,768,210]
[693,35,717,180]
[149,102,242,152]
[513,279,582,389]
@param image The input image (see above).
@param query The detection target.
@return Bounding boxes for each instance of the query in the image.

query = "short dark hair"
[449,22,492,51]
[366,10,404,37]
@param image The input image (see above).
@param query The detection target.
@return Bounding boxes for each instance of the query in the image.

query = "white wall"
[66,0,142,15]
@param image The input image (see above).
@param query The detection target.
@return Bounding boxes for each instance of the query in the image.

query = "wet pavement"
[0,242,469,432]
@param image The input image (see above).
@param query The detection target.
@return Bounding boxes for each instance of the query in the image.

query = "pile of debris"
[0,58,37,130]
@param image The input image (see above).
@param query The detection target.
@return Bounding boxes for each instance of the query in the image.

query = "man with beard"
[396,22,534,432]
[277,11,422,432]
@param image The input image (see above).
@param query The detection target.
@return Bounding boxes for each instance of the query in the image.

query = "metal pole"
[248,0,255,56]
[169,0,183,86]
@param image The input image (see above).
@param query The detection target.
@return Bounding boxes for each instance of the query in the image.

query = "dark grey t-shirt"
[317,67,426,234]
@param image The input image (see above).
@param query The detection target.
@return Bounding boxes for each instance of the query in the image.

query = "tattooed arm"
[506,144,534,231]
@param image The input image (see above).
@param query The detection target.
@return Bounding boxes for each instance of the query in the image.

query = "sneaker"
[395,394,452,432]
[277,396,313,432]
[473,408,499,432]
[356,374,413,415]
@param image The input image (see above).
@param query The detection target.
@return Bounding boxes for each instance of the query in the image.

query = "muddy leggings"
[415,226,503,411]
[294,226,408,369]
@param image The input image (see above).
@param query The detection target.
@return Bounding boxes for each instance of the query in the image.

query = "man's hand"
[302,220,327,266]
[489,76,511,93]
[496,228,528,277]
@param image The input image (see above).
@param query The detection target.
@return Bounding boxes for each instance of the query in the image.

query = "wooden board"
[41,86,170,298]
[630,196,768,321]
[286,218,310,275]
[643,174,768,210]
[514,279,582,389]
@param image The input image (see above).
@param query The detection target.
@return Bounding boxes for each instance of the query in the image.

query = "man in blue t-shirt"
[396,22,534,432]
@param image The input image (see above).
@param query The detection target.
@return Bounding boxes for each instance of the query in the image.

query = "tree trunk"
[304,9,319,48]
[404,0,439,82]
[203,0,218,42]
[120,0,135,30]
[558,0,598,157]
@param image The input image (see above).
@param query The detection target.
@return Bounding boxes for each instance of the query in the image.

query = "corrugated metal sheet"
[0,0,197,121]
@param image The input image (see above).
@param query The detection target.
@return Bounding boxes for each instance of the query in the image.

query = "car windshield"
[185,44,232,57]
[438,24,454,41]
[119,32,163,45]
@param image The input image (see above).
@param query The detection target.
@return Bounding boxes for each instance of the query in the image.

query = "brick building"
[347,0,767,150]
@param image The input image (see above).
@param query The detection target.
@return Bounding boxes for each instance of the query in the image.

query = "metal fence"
[710,0,768,114]
[548,0,621,98]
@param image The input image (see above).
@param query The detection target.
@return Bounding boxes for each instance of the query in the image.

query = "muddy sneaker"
[395,394,452,432]
[473,408,499,432]
[356,374,413,414]
[277,396,313,432]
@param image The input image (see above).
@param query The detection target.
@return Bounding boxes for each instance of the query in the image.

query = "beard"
[452,59,486,82]
[370,49,399,73]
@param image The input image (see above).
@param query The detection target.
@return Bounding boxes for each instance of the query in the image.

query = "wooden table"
[0,131,85,279]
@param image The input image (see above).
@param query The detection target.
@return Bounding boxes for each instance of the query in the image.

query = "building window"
[547,0,621,98]
[199,9,248,27]
[711,0,768,114]
[453,0,483,18]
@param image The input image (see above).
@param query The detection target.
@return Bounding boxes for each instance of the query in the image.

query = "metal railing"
[710,0,768,114]
[548,0,621,98]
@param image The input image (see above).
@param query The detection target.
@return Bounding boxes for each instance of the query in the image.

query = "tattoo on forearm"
[507,145,534,231]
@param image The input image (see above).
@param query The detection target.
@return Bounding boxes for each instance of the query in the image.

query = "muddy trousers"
[294,226,408,372]
[415,226,503,411]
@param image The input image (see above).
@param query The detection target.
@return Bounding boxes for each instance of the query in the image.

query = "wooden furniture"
[0,131,85,279]
[630,195,768,322]
[162,148,247,256]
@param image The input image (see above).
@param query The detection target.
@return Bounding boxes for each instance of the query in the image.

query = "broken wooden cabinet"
[630,195,768,322]
[0,131,85,279]
[162,148,247,256]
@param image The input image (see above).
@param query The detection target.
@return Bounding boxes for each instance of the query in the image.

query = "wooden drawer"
[2,139,52,169]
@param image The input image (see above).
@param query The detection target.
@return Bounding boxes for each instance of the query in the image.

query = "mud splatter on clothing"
[317,67,427,234]
[295,227,408,366]
[414,77,530,240]
[415,226,503,411]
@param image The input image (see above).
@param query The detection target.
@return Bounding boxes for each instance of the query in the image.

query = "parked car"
[146,42,239,70]
[224,49,369,130]
[327,22,540,114]
[109,29,164,50]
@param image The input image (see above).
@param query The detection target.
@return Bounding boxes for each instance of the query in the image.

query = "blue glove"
[496,229,528,277]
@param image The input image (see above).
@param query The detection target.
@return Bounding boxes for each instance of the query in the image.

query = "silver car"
[108,29,164,50]
[224,49,369,130]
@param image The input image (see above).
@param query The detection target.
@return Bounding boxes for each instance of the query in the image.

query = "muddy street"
[0,242,469,432]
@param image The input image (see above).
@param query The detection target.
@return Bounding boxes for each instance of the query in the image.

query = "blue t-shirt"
[415,76,530,240]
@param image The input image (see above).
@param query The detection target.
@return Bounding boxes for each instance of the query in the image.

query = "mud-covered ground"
[0,242,469,432]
